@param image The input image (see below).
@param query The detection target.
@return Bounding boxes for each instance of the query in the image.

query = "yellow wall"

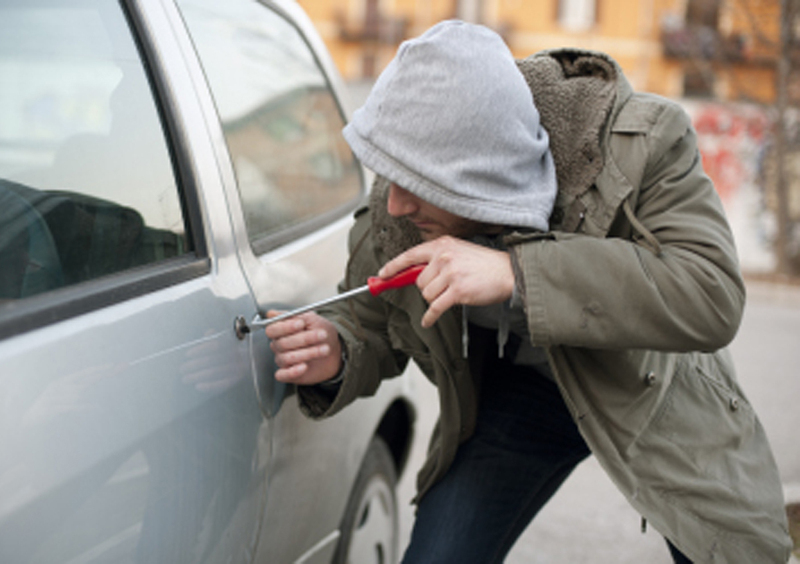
[296,0,681,93]
[296,0,780,103]
[717,0,779,103]
[298,0,455,80]
[724,65,777,103]
[721,0,780,61]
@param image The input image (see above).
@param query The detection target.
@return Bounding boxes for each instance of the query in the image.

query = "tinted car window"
[0,0,187,301]
[175,0,361,250]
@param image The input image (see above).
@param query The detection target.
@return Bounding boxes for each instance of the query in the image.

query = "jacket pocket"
[647,355,756,492]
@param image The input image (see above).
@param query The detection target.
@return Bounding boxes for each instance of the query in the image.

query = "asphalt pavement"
[395,278,800,563]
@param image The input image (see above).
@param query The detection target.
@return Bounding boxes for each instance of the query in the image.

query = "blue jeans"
[402,350,693,563]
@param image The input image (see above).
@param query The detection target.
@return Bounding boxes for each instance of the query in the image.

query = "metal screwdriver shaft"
[251,264,425,328]
[252,285,373,327]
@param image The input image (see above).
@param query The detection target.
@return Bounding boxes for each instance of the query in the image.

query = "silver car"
[0,0,416,562]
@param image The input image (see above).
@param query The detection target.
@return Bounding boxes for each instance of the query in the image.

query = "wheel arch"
[374,398,416,479]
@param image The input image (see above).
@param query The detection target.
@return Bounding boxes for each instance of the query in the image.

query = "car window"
[175,0,362,252]
[0,0,187,302]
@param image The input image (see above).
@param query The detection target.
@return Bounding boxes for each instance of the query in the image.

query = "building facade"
[297,0,795,105]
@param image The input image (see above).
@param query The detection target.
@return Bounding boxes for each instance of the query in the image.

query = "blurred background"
[296,1,800,561]
[297,0,800,280]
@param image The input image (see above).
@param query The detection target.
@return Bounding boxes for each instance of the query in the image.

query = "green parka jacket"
[299,49,792,563]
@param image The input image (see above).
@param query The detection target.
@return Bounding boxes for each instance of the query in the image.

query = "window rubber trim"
[249,196,365,256]
[0,257,211,341]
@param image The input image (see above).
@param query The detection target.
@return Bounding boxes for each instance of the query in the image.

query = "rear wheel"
[333,436,398,564]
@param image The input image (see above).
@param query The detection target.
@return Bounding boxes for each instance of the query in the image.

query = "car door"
[167,1,384,562]
[0,1,270,562]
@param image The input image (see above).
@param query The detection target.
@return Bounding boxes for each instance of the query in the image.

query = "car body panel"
[0,270,264,563]
[0,1,415,563]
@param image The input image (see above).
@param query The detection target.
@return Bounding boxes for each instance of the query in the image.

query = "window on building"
[558,0,597,32]
[686,0,720,28]
[683,65,715,98]
[457,0,484,23]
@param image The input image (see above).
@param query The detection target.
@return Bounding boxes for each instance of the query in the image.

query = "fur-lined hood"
[345,21,557,232]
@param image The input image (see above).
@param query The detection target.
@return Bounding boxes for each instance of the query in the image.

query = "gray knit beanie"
[342,20,556,231]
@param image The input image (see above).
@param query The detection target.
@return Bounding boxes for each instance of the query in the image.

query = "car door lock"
[234,316,250,340]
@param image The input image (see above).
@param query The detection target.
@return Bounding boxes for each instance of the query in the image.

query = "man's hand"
[265,311,342,385]
[379,236,515,328]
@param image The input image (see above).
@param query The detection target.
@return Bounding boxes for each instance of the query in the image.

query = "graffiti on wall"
[683,100,775,271]
[689,102,771,201]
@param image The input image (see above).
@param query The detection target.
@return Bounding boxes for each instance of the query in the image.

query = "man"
[266,21,791,563]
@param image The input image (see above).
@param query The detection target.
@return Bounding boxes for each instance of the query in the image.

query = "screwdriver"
[251,264,426,328]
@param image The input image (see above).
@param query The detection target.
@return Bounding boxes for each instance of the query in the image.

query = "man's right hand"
[265,311,343,386]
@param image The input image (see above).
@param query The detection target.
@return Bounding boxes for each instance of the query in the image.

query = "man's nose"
[387,183,419,217]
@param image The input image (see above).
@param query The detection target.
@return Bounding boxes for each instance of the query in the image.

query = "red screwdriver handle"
[366,264,426,297]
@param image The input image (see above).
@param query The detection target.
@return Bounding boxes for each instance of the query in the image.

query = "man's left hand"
[379,236,515,328]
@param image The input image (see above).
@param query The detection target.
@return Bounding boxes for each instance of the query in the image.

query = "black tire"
[333,436,399,564]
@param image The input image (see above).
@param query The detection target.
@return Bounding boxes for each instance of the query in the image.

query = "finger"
[421,288,459,328]
[378,243,435,278]
[274,362,308,382]
[264,313,306,340]
[274,342,331,369]
[416,254,457,300]
[418,267,450,305]
[270,328,329,353]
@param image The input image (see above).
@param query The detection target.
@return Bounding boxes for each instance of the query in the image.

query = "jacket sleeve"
[297,210,409,419]
[513,101,746,353]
